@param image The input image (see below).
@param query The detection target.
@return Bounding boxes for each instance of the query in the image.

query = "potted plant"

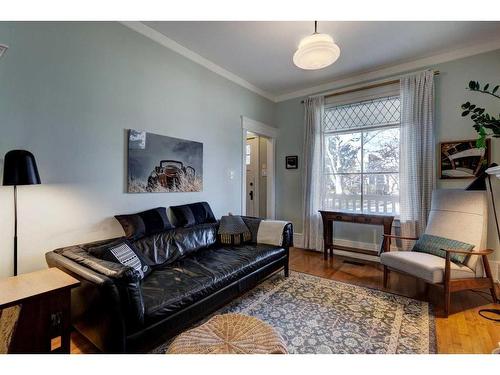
[460,80,500,148]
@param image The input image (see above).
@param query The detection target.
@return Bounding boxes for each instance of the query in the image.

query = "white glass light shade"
[293,33,340,70]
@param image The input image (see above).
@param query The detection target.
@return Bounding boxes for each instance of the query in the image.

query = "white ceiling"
[142,21,500,100]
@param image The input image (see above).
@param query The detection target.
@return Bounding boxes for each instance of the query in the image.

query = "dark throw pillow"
[171,202,216,227]
[115,214,146,240]
[218,215,251,245]
[412,234,474,264]
[241,216,261,243]
[88,238,152,280]
[115,207,173,240]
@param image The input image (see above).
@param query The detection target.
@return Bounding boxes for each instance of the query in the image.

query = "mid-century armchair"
[380,189,498,317]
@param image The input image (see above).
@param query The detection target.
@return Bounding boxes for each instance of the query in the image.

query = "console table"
[319,210,395,260]
[0,267,80,353]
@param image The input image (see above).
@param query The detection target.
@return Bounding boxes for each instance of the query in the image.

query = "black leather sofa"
[45,219,292,353]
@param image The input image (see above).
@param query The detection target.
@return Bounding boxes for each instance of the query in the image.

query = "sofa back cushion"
[132,223,218,266]
[170,202,216,228]
[173,223,218,258]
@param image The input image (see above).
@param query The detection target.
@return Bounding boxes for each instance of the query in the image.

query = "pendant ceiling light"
[293,21,340,70]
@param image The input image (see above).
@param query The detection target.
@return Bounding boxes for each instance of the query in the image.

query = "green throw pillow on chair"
[412,234,474,264]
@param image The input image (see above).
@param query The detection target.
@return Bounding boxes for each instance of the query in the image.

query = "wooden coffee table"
[167,313,288,354]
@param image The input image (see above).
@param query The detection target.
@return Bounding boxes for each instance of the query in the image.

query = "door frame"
[241,116,277,219]
[245,135,260,217]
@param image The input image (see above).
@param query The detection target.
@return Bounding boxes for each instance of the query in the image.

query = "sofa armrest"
[282,222,294,249]
[54,244,142,283]
[441,248,494,256]
[46,245,146,351]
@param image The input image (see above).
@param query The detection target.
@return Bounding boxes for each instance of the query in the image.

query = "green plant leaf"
[461,102,470,109]
[461,110,470,116]
[469,81,476,89]
[484,83,490,91]
[469,105,476,110]
[493,85,499,94]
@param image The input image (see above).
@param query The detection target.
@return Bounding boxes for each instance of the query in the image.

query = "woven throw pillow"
[218,215,251,245]
[88,238,152,280]
[412,234,474,264]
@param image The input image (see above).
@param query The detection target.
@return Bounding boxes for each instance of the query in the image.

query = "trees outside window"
[322,96,400,214]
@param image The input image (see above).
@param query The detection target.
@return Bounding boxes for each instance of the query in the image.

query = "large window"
[322,95,401,215]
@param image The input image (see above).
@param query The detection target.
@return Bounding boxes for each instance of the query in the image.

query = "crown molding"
[120,21,277,102]
[275,38,500,102]
[120,21,500,105]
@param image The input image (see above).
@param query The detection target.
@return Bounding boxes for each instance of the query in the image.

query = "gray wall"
[0,22,275,277]
[275,49,500,261]
[1,22,499,277]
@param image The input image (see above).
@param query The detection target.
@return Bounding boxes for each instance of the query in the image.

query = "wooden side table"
[319,210,394,260]
[0,267,80,353]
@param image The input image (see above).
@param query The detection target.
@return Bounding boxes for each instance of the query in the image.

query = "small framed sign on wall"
[285,155,298,169]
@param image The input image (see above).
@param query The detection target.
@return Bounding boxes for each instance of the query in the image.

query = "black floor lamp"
[2,150,41,276]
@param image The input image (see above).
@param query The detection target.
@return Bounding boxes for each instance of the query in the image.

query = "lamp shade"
[2,150,41,186]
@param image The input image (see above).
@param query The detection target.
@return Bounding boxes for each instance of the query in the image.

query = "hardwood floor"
[69,247,500,354]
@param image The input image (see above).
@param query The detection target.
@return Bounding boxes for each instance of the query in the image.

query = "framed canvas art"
[286,155,298,169]
[439,139,490,179]
[127,129,203,192]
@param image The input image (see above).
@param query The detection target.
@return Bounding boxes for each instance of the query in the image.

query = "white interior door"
[246,136,259,217]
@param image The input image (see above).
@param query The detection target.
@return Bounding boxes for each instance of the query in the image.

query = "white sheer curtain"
[399,70,435,246]
[302,96,325,251]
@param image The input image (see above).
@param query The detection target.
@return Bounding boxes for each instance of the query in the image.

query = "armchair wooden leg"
[482,254,499,303]
[383,266,389,288]
[424,282,429,298]
[444,283,451,317]
[444,253,451,317]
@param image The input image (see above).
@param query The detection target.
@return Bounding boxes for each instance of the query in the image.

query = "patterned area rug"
[154,271,435,354]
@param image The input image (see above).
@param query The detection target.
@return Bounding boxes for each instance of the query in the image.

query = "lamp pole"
[13,185,18,276]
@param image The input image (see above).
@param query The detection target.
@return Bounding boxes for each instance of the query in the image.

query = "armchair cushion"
[412,234,474,264]
[380,251,475,284]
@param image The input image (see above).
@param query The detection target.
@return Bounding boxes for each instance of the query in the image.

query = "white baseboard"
[293,233,304,248]
[293,233,397,253]
[491,260,500,283]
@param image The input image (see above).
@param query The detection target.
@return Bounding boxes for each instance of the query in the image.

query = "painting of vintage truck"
[127,129,203,192]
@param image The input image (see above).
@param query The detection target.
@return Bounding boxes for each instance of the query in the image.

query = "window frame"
[322,92,401,215]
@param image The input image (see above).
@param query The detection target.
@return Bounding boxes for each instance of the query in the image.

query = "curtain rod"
[300,70,440,103]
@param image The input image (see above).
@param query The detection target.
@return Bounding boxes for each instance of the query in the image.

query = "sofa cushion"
[132,223,218,266]
[380,251,475,284]
[141,244,286,321]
